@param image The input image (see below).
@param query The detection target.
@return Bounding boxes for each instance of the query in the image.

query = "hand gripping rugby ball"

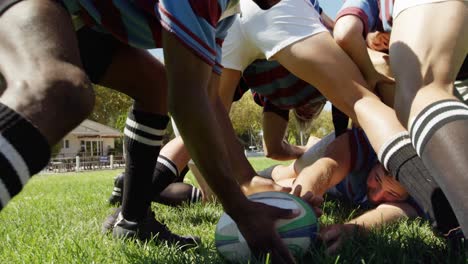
[215,191,319,262]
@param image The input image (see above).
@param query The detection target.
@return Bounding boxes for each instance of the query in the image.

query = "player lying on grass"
[258,125,462,254]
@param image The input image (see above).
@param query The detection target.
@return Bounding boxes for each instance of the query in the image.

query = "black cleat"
[112,209,201,250]
[102,206,122,233]
[108,173,124,205]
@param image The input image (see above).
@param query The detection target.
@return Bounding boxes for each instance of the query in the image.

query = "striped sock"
[377,131,459,233]
[409,99,468,235]
[121,108,169,221]
[0,103,50,210]
[152,155,179,195]
[157,182,202,206]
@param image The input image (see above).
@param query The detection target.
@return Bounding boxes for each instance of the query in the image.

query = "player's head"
[366,163,408,204]
[293,99,325,129]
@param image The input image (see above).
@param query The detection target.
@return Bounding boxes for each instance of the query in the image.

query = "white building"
[56,119,122,158]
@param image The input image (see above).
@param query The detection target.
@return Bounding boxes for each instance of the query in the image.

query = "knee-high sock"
[155,182,202,206]
[410,99,468,235]
[121,108,168,221]
[378,131,459,234]
[0,103,50,210]
[152,155,180,195]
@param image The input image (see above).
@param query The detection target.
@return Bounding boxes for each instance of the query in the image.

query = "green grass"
[0,157,465,263]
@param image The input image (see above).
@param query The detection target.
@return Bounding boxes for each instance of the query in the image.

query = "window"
[80,140,104,156]
[63,139,70,149]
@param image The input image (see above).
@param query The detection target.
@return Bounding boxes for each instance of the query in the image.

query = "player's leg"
[390,0,468,234]
[88,35,200,246]
[0,0,94,210]
[98,44,169,224]
[243,0,451,231]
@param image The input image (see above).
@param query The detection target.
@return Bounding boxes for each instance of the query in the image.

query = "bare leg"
[273,32,407,152]
[0,0,93,209]
[390,1,468,234]
[0,1,93,144]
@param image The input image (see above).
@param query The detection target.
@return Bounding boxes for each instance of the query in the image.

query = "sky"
[149,0,343,60]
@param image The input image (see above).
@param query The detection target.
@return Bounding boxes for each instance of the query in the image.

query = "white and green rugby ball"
[215,191,319,262]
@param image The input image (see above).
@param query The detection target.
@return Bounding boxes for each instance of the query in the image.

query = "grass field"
[0,157,465,263]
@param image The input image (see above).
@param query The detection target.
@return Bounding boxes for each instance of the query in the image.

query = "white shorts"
[222,0,328,71]
[393,0,468,19]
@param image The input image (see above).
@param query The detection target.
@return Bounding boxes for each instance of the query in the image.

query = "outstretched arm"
[163,31,297,263]
[321,202,418,254]
[292,132,352,197]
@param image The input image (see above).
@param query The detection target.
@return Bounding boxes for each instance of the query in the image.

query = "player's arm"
[334,15,382,91]
[262,108,306,161]
[349,202,419,228]
[215,69,258,184]
[292,132,353,197]
[216,68,290,194]
[320,202,418,254]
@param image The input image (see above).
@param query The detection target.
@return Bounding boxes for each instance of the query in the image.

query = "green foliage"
[90,85,132,129]
[50,142,63,157]
[229,92,262,136]
[0,158,464,263]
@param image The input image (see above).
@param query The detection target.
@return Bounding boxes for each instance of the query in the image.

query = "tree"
[287,108,334,145]
[90,85,132,129]
[229,92,263,148]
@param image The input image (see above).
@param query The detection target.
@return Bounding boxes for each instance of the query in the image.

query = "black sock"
[121,108,169,221]
[175,165,189,183]
[378,131,459,234]
[155,182,202,206]
[0,103,50,210]
[410,99,468,236]
[152,155,180,195]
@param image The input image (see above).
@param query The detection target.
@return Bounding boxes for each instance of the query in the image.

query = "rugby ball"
[215,191,319,262]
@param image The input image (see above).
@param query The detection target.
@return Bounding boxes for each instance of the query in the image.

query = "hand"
[291,185,323,217]
[241,176,292,196]
[233,200,299,263]
[319,224,361,255]
[252,0,281,10]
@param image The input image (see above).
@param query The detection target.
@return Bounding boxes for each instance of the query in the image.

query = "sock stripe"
[191,187,201,203]
[377,131,409,169]
[124,124,163,141]
[191,187,196,203]
[411,101,468,155]
[157,156,178,177]
[410,100,466,142]
[381,138,412,170]
[416,109,468,155]
[0,153,23,199]
[0,180,11,208]
[0,135,30,184]
[411,103,464,145]
[125,117,165,136]
[124,127,163,146]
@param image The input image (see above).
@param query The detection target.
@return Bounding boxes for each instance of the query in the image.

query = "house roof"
[70,119,122,138]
